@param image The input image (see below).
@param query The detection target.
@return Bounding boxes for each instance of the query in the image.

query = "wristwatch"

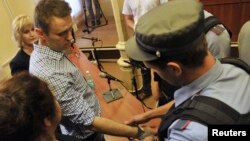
[128,126,144,140]
[128,126,152,141]
[136,126,145,139]
[137,126,153,140]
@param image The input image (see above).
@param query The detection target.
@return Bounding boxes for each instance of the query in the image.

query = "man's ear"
[167,62,182,76]
[44,117,52,127]
[35,28,45,39]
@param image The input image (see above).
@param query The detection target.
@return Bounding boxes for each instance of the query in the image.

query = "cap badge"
[156,50,161,57]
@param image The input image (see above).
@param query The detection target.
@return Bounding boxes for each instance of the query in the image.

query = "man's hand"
[124,112,150,125]
[142,135,159,141]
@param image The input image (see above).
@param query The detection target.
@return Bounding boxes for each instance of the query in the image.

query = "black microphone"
[70,38,75,43]
[123,60,147,70]
[99,72,123,82]
[81,36,100,42]
[70,38,75,46]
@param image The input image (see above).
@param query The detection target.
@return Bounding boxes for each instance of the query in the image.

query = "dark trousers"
[56,129,104,141]
[84,132,105,141]
[141,66,152,95]
[129,60,152,95]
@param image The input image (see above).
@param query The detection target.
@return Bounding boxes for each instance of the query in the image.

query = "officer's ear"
[166,62,182,76]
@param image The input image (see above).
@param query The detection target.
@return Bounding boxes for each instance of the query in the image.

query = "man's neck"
[182,52,216,85]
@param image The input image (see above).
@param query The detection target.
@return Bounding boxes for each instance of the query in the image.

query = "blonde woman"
[10,15,38,75]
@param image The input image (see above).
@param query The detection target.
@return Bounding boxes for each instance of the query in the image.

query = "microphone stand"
[95,0,108,27]
[82,0,90,33]
[124,60,152,110]
[103,77,123,103]
[82,0,108,33]
[81,36,104,71]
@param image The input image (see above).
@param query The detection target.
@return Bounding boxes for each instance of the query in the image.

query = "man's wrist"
[128,126,144,140]
[136,126,153,140]
[136,126,145,139]
[128,126,152,140]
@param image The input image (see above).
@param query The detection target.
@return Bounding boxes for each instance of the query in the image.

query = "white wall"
[0,0,35,81]
[101,0,114,17]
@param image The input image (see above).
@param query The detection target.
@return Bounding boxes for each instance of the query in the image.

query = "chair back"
[238,21,250,66]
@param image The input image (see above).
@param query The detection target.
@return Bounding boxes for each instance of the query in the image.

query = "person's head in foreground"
[125,0,211,87]
[0,72,61,141]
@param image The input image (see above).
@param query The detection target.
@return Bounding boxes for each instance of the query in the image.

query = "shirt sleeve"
[47,72,96,126]
[122,0,132,15]
[167,119,208,141]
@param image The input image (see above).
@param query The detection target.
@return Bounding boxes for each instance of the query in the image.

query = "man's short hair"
[34,0,72,35]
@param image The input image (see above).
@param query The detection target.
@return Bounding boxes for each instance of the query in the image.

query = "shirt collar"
[174,59,223,106]
[33,42,65,61]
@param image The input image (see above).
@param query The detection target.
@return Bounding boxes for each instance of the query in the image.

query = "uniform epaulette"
[172,120,191,131]
[204,16,232,38]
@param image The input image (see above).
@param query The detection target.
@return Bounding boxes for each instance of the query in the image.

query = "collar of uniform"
[174,59,223,107]
[33,42,65,61]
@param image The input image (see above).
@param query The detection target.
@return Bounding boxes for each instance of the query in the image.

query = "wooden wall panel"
[241,1,250,26]
[200,0,250,42]
[201,0,241,5]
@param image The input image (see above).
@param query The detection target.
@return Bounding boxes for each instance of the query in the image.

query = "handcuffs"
[128,126,155,141]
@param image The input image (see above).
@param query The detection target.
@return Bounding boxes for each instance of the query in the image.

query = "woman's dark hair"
[0,71,56,141]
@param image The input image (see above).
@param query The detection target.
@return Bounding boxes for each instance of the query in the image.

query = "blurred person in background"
[10,15,38,75]
[122,0,161,99]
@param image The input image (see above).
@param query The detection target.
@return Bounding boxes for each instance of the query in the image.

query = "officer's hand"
[142,135,158,141]
[124,113,150,125]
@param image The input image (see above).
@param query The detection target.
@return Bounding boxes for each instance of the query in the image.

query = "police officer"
[125,0,250,140]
